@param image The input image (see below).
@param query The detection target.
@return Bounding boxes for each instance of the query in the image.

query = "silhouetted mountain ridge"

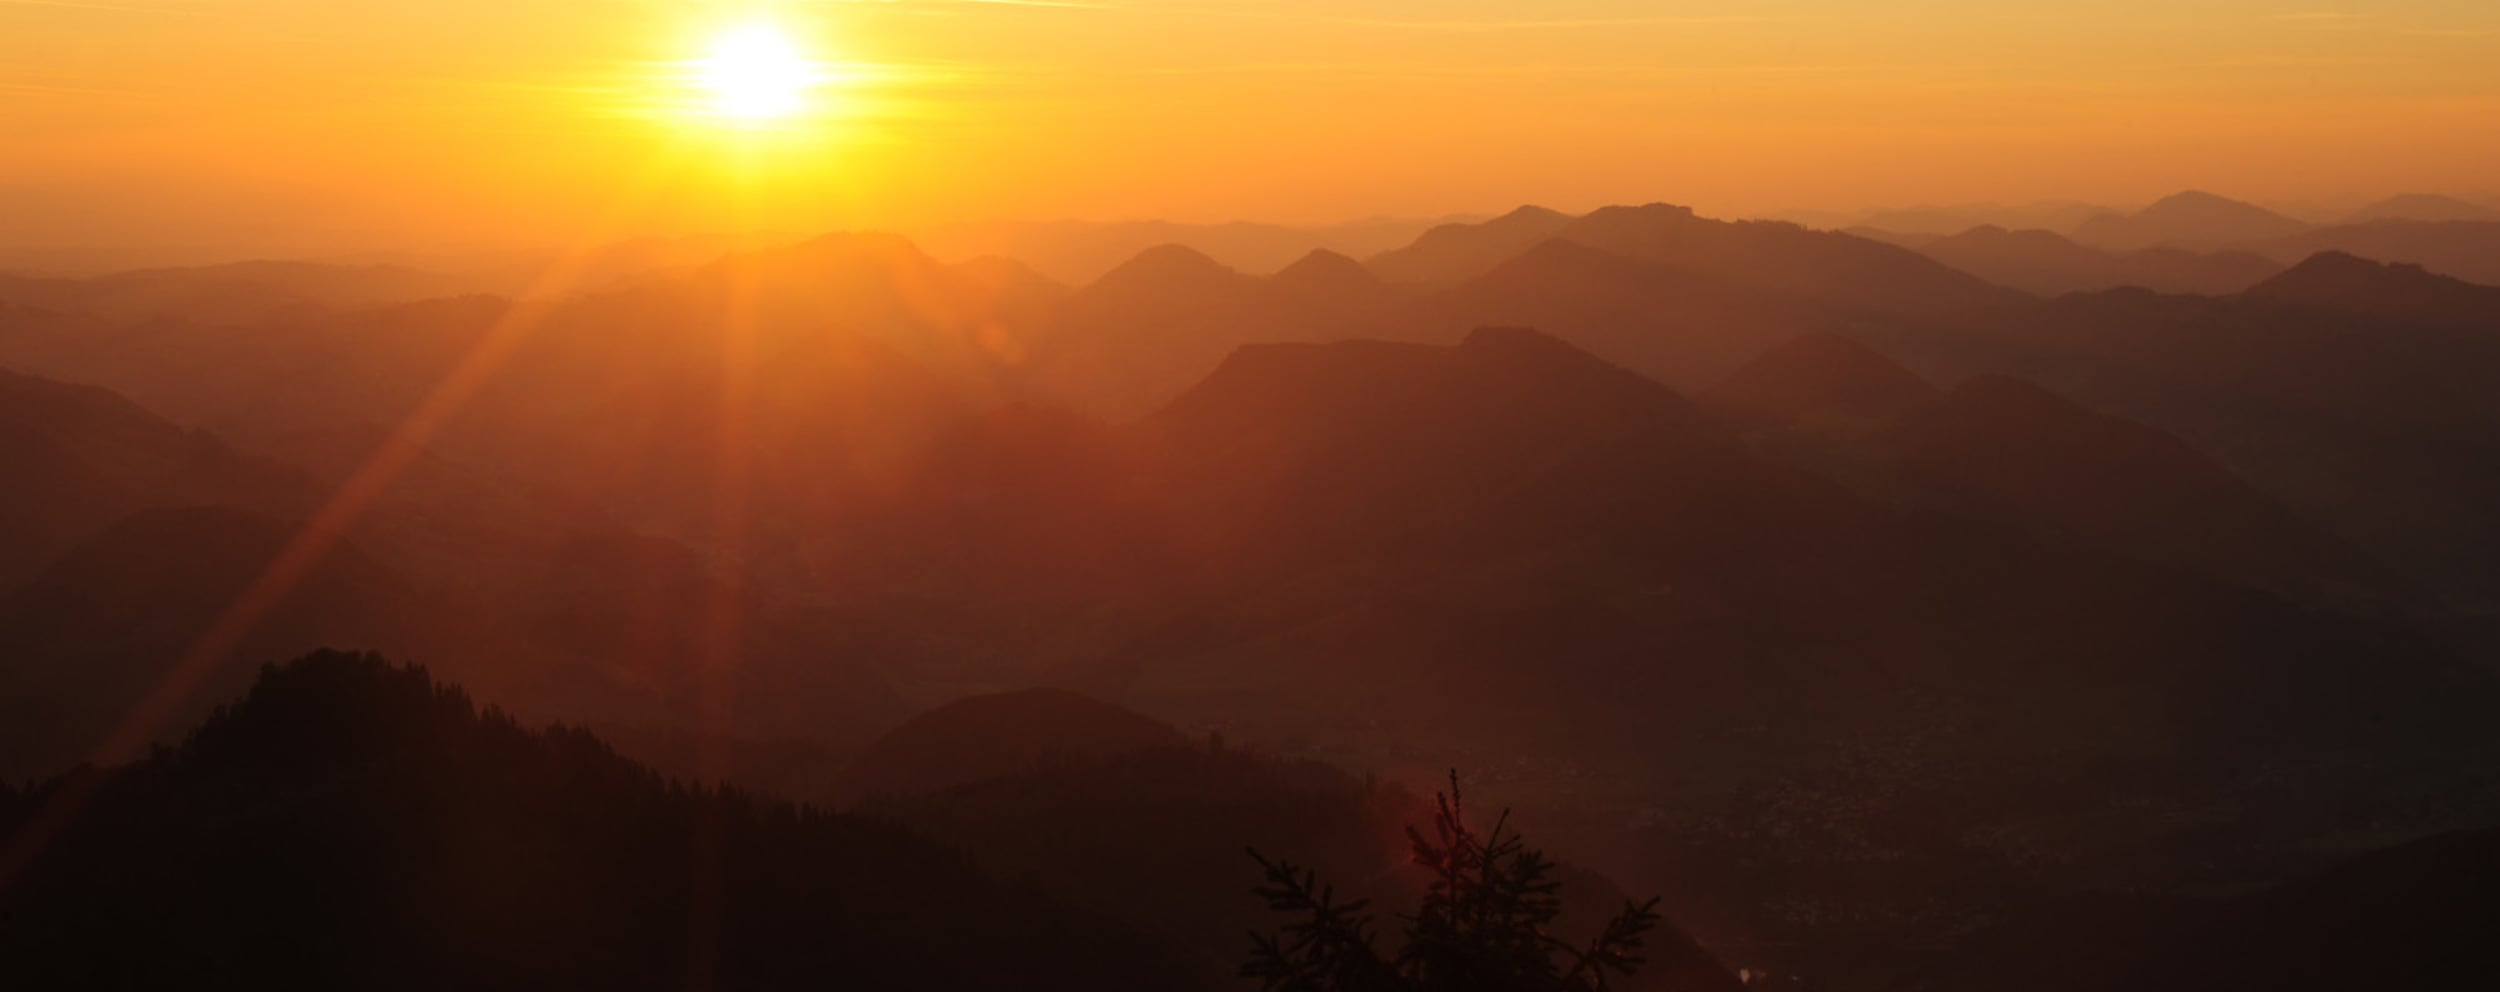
[833,687,1187,800]
[0,651,1207,991]
[2345,193,2500,225]
[1554,202,2025,317]
[1366,205,1577,285]
[1379,236,1881,388]
[906,214,1460,284]
[2243,251,2500,327]
[1705,336,2401,608]
[1081,243,1254,305]
[1268,247,1387,301]
[0,367,312,587]
[841,685,1743,991]
[2131,825,2500,992]
[2072,191,2312,250]
[1703,332,1944,431]
[1917,225,2281,296]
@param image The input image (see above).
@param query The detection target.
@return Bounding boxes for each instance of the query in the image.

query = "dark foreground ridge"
[0,650,1202,991]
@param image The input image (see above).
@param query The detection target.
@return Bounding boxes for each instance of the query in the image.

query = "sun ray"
[0,144,700,892]
[682,231,764,990]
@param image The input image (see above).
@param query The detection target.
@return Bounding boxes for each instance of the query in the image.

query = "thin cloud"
[826,0,1119,9]
[828,1,1786,29]
[0,79,158,95]
[1293,13,1793,31]
[0,0,203,11]
[923,0,1115,7]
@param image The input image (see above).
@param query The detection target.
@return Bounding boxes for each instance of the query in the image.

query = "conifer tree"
[1246,771,1663,992]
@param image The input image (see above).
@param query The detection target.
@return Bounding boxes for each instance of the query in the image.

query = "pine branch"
[1247,772,1672,992]
[1561,897,1664,990]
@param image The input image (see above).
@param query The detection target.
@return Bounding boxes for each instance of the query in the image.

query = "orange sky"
[5,0,2499,264]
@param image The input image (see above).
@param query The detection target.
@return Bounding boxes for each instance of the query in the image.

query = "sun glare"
[695,23,819,122]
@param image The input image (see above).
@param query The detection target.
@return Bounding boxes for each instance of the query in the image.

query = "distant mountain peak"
[2071,190,2311,249]
[1366,206,1578,284]
[1923,224,2098,260]
[0,365,173,432]
[2150,189,2241,208]
[2243,250,2500,324]
[2252,250,2471,296]
[1278,246,1359,270]
[1920,222,2285,296]
[2273,249,2406,278]
[1488,235,1643,274]
[1549,200,2023,317]
[1162,326,1701,443]
[950,252,1052,282]
[1079,242,1249,301]
[2137,190,2304,226]
[1578,202,1703,226]
[1269,247,1380,293]
[1489,204,1571,227]
[1101,242,1233,279]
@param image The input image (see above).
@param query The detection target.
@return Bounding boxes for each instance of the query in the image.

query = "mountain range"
[907,214,1469,285]
[9,192,2500,988]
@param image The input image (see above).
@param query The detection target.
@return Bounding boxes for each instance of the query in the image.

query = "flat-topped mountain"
[1554,202,2024,317]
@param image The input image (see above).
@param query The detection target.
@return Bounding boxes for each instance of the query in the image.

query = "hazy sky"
[6,0,2499,263]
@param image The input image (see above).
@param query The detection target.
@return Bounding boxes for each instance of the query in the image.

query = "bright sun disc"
[696,24,816,121]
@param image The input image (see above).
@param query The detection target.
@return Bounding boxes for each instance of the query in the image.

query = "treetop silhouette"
[1247,771,1665,992]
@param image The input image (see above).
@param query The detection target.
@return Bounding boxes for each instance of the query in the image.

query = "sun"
[695,23,820,121]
